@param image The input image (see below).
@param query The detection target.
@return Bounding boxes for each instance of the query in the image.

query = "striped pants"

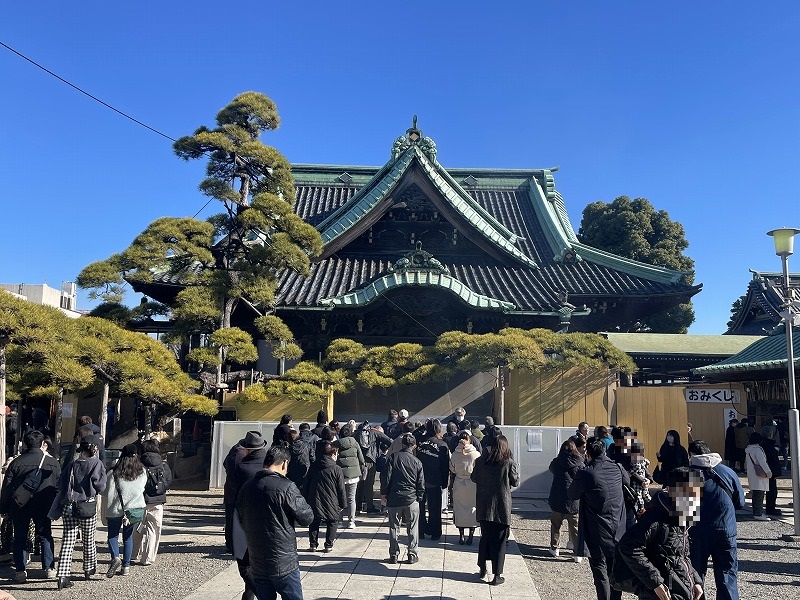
[57,510,98,578]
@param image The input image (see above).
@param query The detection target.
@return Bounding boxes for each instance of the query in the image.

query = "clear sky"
[2,2,798,334]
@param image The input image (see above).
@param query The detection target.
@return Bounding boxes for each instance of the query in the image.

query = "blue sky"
[2,2,798,334]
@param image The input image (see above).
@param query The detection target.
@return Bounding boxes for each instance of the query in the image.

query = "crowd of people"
[226,407,518,599]
[548,421,749,600]
[0,416,173,592]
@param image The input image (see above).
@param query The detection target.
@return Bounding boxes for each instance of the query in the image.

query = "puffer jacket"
[236,470,314,579]
[548,450,584,515]
[335,435,364,481]
[616,491,702,599]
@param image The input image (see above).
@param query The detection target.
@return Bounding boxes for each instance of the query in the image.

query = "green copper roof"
[604,333,765,356]
[526,173,578,261]
[693,329,800,375]
[319,269,516,312]
[315,142,538,269]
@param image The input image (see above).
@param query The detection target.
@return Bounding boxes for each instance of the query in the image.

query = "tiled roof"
[726,270,800,334]
[693,328,800,375]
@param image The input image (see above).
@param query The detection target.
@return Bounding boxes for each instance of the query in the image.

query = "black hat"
[242,431,266,449]
[121,443,139,458]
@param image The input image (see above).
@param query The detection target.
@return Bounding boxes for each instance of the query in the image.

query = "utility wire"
[0,40,178,143]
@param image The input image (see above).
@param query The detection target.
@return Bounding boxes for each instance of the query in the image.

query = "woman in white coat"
[745,431,772,520]
[449,431,481,545]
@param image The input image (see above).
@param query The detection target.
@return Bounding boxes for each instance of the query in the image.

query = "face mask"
[673,494,700,527]
[455,415,464,422]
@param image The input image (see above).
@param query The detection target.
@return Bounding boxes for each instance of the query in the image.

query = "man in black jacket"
[237,445,314,600]
[0,430,61,581]
[416,420,450,540]
[380,433,425,564]
[568,439,628,600]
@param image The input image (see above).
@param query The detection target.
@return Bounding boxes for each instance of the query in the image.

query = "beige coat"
[449,442,480,528]
[745,443,771,492]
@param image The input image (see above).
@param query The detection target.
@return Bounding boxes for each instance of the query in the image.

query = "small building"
[726,270,800,335]
[0,282,81,318]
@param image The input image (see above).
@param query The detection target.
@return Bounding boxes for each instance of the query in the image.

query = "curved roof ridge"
[526,174,578,261]
[319,270,516,312]
[571,242,693,285]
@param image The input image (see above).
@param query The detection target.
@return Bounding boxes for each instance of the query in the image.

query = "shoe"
[57,576,73,590]
[106,556,122,578]
[754,515,771,521]
[573,556,583,563]
[120,566,130,576]
[389,555,398,564]
[139,561,153,566]
[346,520,356,529]
[407,554,418,564]
[366,507,380,514]
[478,566,488,581]
[467,530,474,545]
[458,533,466,545]
[490,575,505,586]
[430,534,441,541]
[307,546,318,552]
[14,571,26,583]
[323,546,332,554]
[566,540,574,551]
[767,509,783,516]
[45,568,57,579]
[548,548,560,557]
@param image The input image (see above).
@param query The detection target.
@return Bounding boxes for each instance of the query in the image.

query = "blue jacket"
[689,452,744,537]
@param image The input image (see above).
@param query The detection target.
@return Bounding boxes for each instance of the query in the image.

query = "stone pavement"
[181,509,541,600]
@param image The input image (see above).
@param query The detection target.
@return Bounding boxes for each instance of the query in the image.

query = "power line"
[0,40,177,143]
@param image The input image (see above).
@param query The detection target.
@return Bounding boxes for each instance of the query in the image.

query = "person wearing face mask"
[687,440,744,600]
[448,407,467,429]
[613,467,704,600]
[654,430,688,487]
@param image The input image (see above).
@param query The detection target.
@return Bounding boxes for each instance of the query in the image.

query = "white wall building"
[0,282,81,318]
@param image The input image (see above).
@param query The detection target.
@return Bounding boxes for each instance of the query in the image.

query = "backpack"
[145,465,168,497]
[358,427,372,451]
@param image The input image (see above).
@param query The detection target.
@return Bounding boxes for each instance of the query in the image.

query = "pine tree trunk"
[54,389,64,447]
[0,344,7,473]
[99,381,110,444]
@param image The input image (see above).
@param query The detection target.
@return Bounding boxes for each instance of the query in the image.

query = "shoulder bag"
[69,463,98,519]
[12,451,47,508]
[748,454,768,478]
[114,473,145,526]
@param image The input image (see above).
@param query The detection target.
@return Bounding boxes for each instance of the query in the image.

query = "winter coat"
[302,455,346,521]
[223,444,246,505]
[734,423,753,450]
[761,438,781,477]
[656,443,689,485]
[689,453,744,536]
[381,418,399,440]
[311,423,328,439]
[471,455,519,525]
[336,435,365,481]
[447,433,482,455]
[236,470,314,579]
[0,448,61,516]
[724,426,738,462]
[616,491,702,600]
[568,454,627,559]
[287,439,313,489]
[745,443,771,491]
[299,430,320,458]
[380,447,425,507]
[231,447,268,501]
[416,436,451,489]
[548,450,584,515]
[356,427,391,464]
[141,451,173,505]
[273,424,292,446]
[48,454,107,520]
[450,441,480,528]
[104,470,148,519]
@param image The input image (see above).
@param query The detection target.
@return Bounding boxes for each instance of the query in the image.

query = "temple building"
[726,270,800,335]
[135,121,701,363]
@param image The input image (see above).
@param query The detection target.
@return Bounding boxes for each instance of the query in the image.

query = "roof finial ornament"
[406,115,422,143]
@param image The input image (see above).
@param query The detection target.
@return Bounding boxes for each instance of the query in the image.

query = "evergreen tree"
[577,196,695,333]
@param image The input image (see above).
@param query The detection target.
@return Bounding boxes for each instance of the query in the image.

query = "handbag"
[114,473,145,526]
[652,465,663,485]
[67,463,97,519]
[749,454,769,478]
[12,451,46,508]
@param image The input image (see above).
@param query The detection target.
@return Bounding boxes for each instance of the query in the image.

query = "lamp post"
[767,227,800,536]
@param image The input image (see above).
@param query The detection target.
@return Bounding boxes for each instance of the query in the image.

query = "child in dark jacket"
[302,441,346,552]
[615,467,703,600]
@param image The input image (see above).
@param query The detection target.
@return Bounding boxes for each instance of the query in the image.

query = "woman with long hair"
[470,435,519,586]
[450,430,481,545]
[103,443,147,578]
[48,440,107,590]
[547,439,584,561]
[655,429,689,487]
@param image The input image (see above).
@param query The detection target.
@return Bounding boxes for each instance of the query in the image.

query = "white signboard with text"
[685,388,740,404]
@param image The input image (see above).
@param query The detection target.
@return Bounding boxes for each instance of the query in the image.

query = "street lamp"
[767,227,800,536]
